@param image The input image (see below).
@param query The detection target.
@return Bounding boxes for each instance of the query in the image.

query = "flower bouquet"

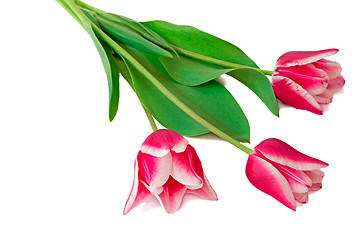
[55,0,345,213]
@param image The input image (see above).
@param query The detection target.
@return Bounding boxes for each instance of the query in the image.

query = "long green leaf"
[142,20,259,68]
[113,54,133,88]
[159,54,234,86]
[158,47,278,116]
[141,20,278,116]
[121,46,250,142]
[83,19,120,121]
[228,69,279,117]
[95,15,172,58]
[99,13,176,54]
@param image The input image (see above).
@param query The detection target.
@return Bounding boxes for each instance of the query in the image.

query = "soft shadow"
[187,132,222,142]
[320,89,345,114]
[277,99,292,111]
[214,76,229,87]
[139,196,161,213]
[334,87,345,95]
[179,193,205,209]
[321,103,330,113]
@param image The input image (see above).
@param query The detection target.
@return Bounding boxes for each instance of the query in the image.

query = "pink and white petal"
[304,170,325,183]
[276,49,339,68]
[254,138,329,171]
[271,162,312,193]
[313,59,342,79]
[293,192,309,204]
[140,129,188,157]
[275,64,328,95]
[158,176,187,214]
[309,182,322,191]
[123,160,155,215]
[246,155,297,211]
[187,174,218,201]
[327,75,345,93]
[137,151,172,191]
[272,76,323,115]
[286,179,309,193]
[186,145,218,200]
[171,146,203,190]
[314,89,333,105]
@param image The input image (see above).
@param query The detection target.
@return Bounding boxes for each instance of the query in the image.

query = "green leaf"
[141,20,278,116]
[159,54,278,116]
[159,54,233,86]
[80,7,97,24]
[99,13,176,54]
[95,15,173,58]
[142,20,258,68]
[121,45,250,142]
[228,68,279,117]
[113,54,133,88]
[83,21,120,121]
[157,45,278,116]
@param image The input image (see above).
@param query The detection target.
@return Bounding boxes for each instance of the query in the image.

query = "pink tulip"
[123,129,218,214]
[246,138,328,211]
[272,49,345,114]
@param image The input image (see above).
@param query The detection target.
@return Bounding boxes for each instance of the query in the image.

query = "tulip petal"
[275,64,328,95]
[140,129,188,157]
[314,89,333,104]
[171,145,203,189]
[272,76,323,115]
[246,155,296,211]
[123,160,155,215]
[313,59,342,79]
[327,75,345,93]
[304,170,325,183]
[293,192,309,204]
[254,138,329,171]
[137,151,172,191]
[158,176,187,214]
[271,162,312,193]
[185,145,218,200]
[276,49,339,68]
[309,182,322,191]
[187,174,218,200]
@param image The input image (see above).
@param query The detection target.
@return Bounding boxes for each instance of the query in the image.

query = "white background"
[1,0,359,239]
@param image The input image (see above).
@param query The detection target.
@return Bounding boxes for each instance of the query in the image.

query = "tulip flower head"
[123,129,218,214]
[246,138,328,211]
[272,49,345,114]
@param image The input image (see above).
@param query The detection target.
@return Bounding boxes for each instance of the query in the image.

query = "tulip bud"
[123,129,218,214]
[272,49,345,114]
[246,138,328,210]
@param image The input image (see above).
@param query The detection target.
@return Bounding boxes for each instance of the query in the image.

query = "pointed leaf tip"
[228,69,279,117]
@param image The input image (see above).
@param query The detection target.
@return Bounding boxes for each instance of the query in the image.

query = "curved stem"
[143,107,158,132]
[172,46,274,76]
[56,0,83,27]
[64,0,88,25]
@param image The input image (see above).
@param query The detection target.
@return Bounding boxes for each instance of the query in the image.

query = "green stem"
[171,46,274,76]
[143,107,158,132]
[58,0,254,155]
[75,0,107,15]
[56,0,83,27]
[64,0,88,25]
